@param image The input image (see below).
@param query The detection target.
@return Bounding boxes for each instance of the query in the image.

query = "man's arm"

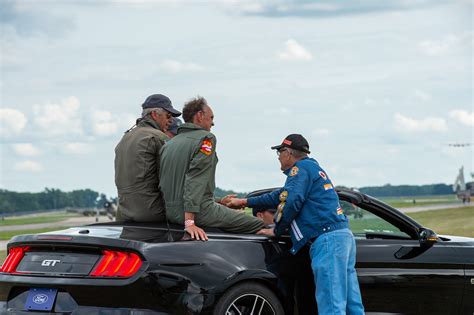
[182,135,216,240]
[226,189,281,209]
[273,167,309,237]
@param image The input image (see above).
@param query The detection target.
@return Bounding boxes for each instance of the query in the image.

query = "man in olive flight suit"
[115,94,181,222]
[160,96,264,240]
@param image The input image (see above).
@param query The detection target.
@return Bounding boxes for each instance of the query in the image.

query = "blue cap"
[168,117,183,136]
[252,207,277,216]
[142,94,181,117]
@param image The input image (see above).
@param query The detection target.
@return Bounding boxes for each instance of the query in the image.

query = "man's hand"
[257,228,275,237]
[226,197,247,209]
[219,194,237,206]
[184,212,208,241]
[185,224,209,241]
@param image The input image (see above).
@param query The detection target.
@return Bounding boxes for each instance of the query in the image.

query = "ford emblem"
[33,294,48,304]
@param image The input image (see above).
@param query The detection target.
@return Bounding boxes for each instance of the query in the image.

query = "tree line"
[358,183,453,197]
[0,188,110,214]
[216,184,454,198]
[0,183,454,214]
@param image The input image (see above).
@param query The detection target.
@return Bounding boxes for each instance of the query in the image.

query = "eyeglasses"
[277,149,288,157]
[160,112,172,119]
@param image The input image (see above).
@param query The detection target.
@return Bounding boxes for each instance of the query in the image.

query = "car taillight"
[0,246,29,273]
[90,250,142,278]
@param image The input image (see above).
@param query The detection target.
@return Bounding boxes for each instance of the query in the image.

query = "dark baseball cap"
[271,134,311,154]
[142,94,181,117]
[168,117,183,136]
[252,207,277,217]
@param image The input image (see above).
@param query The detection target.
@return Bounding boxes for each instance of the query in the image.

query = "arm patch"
[289,166,299,176]
[200,139,213,155]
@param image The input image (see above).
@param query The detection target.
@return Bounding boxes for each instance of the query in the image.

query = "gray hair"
[141,107,165,118]
[287,148,308,159]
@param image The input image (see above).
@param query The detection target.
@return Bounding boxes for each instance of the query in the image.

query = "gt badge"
[289,166,299,177]
[337,207,343,215]
[200,139,213,155]
[279,191,288,202]
[319,171,327,180]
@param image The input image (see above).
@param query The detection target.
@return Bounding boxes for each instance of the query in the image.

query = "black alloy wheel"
[213,282,284,315]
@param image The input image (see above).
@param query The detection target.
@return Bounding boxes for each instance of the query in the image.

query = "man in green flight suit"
[115,94,181,222]
[160,96,265,240]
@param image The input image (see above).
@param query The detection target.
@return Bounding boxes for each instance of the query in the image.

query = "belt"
[306,221,349,246]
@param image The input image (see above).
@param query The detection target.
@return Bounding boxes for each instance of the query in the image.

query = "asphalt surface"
[0,215,112,251]
[398,202,471,213]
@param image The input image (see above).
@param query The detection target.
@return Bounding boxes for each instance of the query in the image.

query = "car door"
[340,199,465,315]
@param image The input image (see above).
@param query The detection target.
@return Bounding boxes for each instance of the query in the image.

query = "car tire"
[213,281,284,315]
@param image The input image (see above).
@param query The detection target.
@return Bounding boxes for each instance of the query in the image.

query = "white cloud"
[117,113,137,131]
[33,96,83,137]
[62,142,91,154]
[312,128,330,136]
[418,33,470,57]
[276,39,313,61]
[159,59,205,74]
[14,160,43,172]
[0,108,27,137]
[394,113,448,133]
[91,110,118,136]
[450,109,474,126]
[12,143,40,156]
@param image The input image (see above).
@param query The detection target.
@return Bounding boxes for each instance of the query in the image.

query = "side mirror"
[419,228,438,246]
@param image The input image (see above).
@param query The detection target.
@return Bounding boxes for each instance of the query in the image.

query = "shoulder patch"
[324,183,333,191]
[200,139,213,156]
[289,166,299,177]
[319,171,327,180]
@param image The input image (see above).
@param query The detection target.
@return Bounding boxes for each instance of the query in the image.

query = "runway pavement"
[398,202,471,213]
[0,215,112,251]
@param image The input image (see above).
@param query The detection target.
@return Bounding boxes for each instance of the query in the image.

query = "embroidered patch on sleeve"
[319,171,327,180]
[337,207,344,215]
[324,183,333,191]
[275,202,285,223]
[279,190,288,202]
[200,139,213,156]
[289,166,299,176]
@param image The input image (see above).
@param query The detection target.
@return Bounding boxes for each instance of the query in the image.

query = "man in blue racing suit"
[227,134,364,315]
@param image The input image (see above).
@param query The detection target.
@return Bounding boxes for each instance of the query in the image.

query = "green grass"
[406,206,474,237]
[0,227,69,241]
[0,250,6,263]
[0,214,74,226]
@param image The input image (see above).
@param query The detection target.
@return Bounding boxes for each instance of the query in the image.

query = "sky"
[0,0,473,198]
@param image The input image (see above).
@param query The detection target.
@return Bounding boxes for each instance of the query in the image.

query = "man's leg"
[345,232,364,315]
[310,229,353,315]
[196,203,264,233]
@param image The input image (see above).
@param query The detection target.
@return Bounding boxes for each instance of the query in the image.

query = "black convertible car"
[0,188,473,314]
